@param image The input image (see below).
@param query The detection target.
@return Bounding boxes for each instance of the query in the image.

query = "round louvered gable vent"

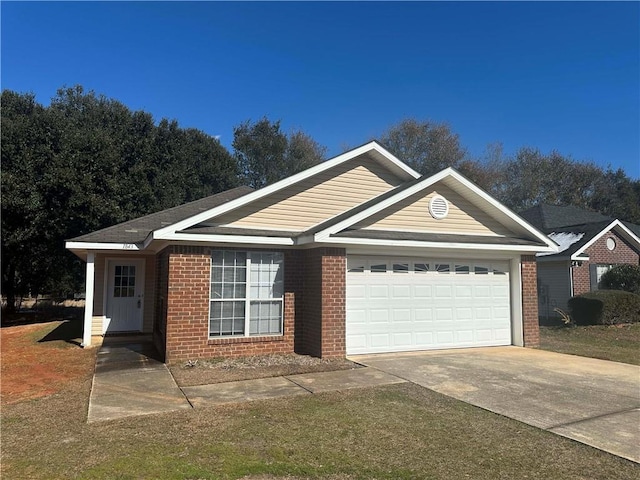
[429,195,449,219]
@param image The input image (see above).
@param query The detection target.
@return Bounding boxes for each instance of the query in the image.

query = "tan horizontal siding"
[214,155,402,230]
[356,183,513,236]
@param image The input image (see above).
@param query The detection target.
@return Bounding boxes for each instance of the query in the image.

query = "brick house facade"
[572,230,640,296]
[68,142,556,361]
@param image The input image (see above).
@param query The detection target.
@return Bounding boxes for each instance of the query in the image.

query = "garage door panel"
[392,285,411,298]
[476,329,493,342]
[456,330,474,343]
[436,331,455,344]
[370,334,391,348]
[414,309,432,321]
[435,285,452,298]
[347,284,366,298]
[370,285,389,298]
[370,309,389,323]
[455,285,473,297]
[346,255,512,355]
[393,333,412,346]
[415,332,434,344]
[414,285,432,298]
[392,309,411,321]
[474,285,492,297]
[435,308,453,321]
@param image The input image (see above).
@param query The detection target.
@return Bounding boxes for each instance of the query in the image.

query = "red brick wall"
[302,248,346,358]
[163,246,297,363]
[572,229,640,296]
[521,255,540,347]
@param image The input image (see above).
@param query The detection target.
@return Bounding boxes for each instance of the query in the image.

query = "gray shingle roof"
[519,204,611,232]
[518,204,640,259]
[69,186,253,244]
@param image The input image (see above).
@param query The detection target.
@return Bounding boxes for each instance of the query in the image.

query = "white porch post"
[82,252,95,347]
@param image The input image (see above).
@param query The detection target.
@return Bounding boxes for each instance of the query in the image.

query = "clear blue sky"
[2,1,639,178]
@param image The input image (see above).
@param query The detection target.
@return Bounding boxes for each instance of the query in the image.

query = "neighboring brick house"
[519,204,640,321]
[66,142,557,362]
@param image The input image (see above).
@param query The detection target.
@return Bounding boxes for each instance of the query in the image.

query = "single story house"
[66,142,557,362]
[519,203,640,320]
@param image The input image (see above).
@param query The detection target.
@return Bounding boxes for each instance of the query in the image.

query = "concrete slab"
[287,367,406,393]
[353,347,640,462]
[550,408,640,463]
[88,342,191,423]
[183,377,309,407]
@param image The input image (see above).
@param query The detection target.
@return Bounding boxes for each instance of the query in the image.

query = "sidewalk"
[88,338,191,423]
[87,340,406,423]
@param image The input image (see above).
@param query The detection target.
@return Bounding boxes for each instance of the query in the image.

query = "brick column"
[521,255,540,347]
[165,247,211,362]
[303,247,346,358]
[320,249,346,357]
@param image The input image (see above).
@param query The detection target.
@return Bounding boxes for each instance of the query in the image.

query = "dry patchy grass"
[1,318,96,404]
[2,381,638,479]
[540,323,640,365]
[2,315,638,479]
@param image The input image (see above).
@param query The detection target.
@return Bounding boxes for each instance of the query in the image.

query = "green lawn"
[540,323,640,365]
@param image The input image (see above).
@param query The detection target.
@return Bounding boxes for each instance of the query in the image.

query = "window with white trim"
[590,263,615,290]
[210,250,284,337]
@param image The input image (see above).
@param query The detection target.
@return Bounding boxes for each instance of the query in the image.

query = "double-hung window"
[209,250,284,338]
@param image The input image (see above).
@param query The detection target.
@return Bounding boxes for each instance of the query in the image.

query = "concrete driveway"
[352,347,640,463]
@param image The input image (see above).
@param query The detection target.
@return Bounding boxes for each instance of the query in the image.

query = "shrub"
[600,264,640,294]
[568,290,640,325]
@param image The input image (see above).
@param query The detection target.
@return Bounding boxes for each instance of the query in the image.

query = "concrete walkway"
[183,368,406,407]
[88,339,405,422]
[88,338,191,423]
[353,347,640,463]
[88,341,639,463]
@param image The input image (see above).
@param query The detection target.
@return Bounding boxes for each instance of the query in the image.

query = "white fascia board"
[153,142,420,240]
[442,170,558,250]
[163,233,295,246]
[572,219,640,259]
[314,167,558,252]
[65,241,142,251]
[317,235,555,253]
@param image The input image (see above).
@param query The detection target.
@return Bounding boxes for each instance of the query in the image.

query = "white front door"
[104,259,145,333]
[346,255,511,355]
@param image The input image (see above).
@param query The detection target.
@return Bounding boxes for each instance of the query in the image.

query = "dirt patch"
[0,320,96,405]
[170,354,362,387]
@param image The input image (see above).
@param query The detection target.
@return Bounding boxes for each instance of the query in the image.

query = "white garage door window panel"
[346,256,511,354]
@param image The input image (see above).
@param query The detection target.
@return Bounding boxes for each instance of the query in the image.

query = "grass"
[3,379,639,479]
[540,323,640,365]
[2,321,639,479]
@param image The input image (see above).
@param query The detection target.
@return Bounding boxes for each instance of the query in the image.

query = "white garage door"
[346,256,511,355]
